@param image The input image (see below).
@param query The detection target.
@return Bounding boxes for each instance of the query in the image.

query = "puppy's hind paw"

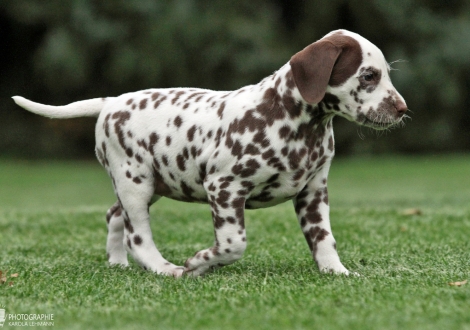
[319,263,358,276]
[157,263,185,278]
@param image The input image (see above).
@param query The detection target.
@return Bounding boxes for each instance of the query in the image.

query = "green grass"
[0,155,469,330]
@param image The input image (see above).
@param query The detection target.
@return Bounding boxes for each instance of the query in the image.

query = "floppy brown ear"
[290,34,363,104]
[290,40,342,104]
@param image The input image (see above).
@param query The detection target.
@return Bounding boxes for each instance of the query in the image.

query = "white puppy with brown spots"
[13,30,407,277]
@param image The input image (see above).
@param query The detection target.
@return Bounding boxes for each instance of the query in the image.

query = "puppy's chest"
[241,129,334,208]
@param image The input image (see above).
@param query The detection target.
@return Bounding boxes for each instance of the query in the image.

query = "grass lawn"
[0,155,469,329]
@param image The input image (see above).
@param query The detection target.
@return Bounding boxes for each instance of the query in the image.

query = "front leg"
[294,175,350,275]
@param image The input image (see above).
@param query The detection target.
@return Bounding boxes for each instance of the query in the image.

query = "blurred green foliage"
[1,0,469,158]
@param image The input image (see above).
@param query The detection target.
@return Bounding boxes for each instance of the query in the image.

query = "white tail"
[12,96,112,119]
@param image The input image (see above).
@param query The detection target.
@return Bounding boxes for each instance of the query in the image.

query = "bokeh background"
[1,0,470,159]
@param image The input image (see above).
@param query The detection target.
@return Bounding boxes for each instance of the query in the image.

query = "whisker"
[357,126,365,140]
[388,59,408,71]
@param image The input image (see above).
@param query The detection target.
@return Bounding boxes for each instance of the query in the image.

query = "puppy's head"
[290,29,407,129]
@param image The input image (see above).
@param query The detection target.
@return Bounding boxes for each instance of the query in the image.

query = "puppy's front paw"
[182,255,215,277]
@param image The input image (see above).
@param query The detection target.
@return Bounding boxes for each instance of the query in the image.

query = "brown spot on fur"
[151,92,160,101]
[112,111,131,154]
[181,181,194,198]
[106,203,121,224]
[104,113,111,137]
[282,94,302,118]
[220,181,230,189]
[321,93,341,111]
[245,144,260,156]
[148,133,159,155]
[279,126,291,139]
[137,139,149,151]
[254,131,270,148]
[154,96,167,109]
[213,214,225,229]
[187,125,197,142]
[176,154,186,171]
[216,190,231,208]
[190,146,198,158]
[124,218,134,234]
[153,168,172,195]
[262,149,275,160]
[328,136,334,151]
[217,102,226,119]
[174,116,183,128]
[133,235,142,245]
[293,169,305,181]
[288,148,307,170]
[172,91,185,105]
[303,227,330,253]
[139,98,148,109]
[257,88,286,125]
[242,159,260,178]
[231,140,243,158]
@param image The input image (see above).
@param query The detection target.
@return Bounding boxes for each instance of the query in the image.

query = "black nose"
[395,99,408,116]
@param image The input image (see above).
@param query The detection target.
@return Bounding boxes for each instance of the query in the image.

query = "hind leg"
[183,178,247,276]
[105,201,128,266]
[114,177,184,277]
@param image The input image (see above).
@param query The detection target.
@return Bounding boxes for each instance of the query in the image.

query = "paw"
[319,264,359,276]
[157,263,185,278]
[109,260,129,268]
[182,256,214,277]
[108,253,129,267]
[183,268,206,277]
[183,264,211,277]
[318,259,350,275]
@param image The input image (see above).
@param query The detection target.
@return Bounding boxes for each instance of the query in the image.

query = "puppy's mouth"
[361,116,398,129]
[358,113,403,130]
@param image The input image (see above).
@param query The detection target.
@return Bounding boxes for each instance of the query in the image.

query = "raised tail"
[12,96,112,119]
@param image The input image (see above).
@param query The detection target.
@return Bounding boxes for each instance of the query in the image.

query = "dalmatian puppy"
[13,30,407,277]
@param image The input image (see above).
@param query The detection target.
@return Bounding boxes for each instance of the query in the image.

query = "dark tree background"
[1,0,469,158]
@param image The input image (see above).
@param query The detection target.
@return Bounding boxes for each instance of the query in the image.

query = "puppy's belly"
[154,163,302,209]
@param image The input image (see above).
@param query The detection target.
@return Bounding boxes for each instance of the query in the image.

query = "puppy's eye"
[363,73,374,81]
